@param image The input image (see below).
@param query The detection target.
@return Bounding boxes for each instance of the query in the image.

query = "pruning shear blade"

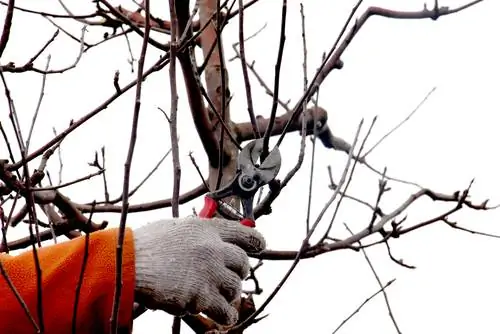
[198,138,281,227]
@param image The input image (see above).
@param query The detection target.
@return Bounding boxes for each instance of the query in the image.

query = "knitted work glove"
[133,217,266,325]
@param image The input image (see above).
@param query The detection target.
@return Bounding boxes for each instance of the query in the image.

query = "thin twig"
[363,86,436,158]
[319,118,377,242]
[332,279,396,334]
[51,127,63,185]
[101,147,109,202]
[261,0,287,160]
[0,121,19,179]
[0,69,45,331]
[26,56,51,151]
[189,152,210,190]
[368,168,388,231]
[237,0,259,138]
[169,0,181,217]
[121,25,136,73]
[345,224,402,333]
[301,3,315,235]
[27,30,59,65]
[110,0,151,331]
[0,260,40,331]
[8,53,171,170]
[72,202,96,334]
[34,169,104,191]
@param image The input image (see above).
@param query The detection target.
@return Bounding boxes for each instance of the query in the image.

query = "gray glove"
[132,217,266,325]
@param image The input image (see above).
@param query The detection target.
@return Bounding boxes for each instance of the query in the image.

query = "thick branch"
[175,0,223,168]
[198,0,239,190]
[235,106,329,145]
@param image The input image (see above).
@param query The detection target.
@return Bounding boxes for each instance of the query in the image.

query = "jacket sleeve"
[0,227,136,334]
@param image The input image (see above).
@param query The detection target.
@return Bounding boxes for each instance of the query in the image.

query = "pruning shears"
[198,138,281,227]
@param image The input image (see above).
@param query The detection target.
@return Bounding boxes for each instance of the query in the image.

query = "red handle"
[199,196,256,228]
[240,218,255,228]
[199,196,218,218]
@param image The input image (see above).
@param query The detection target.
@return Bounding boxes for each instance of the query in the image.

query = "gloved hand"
[132,217,266,325]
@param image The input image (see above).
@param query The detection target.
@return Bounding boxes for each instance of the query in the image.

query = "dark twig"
[189,152,210,190]
[384,241,416,269]
[244,260,264,295]
[85,28,133,53]
[28,30,59,66]
[0,0,14,57]
[77,183,207,213]
[0,121,19,180]
[172,316,181,334]
[158,106,171,123]
[443,218,500,238]
[34,169,104,191]
[261,0,287,161]
[197,77,242,150]
[72,202,96,334]
[237,0,259,138]
[169,0,181,218]
[110,0,151,331]
[44,16,86,48]
[300,3,315,235]
[0,259,40,331]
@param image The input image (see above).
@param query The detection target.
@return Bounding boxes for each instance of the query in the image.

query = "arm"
[0,228,135,334]
[0,217,266,334]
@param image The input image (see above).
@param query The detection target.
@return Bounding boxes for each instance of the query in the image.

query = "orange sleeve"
[0,227,136,334]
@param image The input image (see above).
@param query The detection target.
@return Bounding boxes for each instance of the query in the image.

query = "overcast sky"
[2,0,500,333]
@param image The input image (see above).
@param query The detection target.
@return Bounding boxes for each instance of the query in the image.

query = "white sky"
[1,0,500,333]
